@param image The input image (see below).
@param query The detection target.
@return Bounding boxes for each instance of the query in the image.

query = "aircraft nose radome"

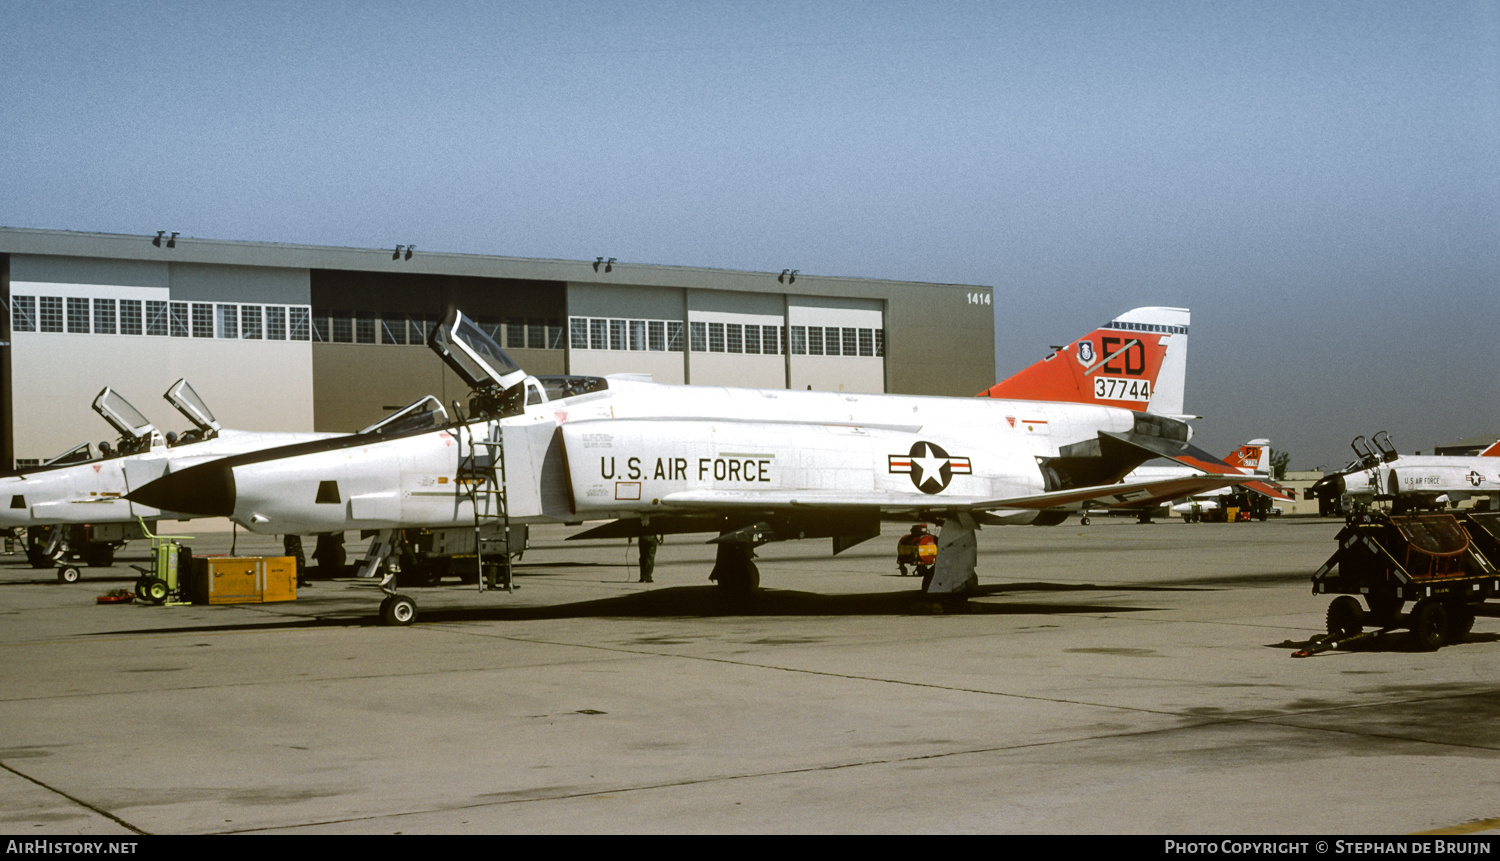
[128,463,236,517]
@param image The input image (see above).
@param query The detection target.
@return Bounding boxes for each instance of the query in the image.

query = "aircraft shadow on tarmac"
[80,580,1187,636]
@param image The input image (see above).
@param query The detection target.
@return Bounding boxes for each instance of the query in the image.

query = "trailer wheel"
[379,594,417,626]
[1409,599,1448,651]
[141,577,170,606]
[56,566,82,584]
[1447,604,1476,643]
[1326,596,1364,638]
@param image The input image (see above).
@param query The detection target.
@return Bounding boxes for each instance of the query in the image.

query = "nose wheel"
[379,594,417,626]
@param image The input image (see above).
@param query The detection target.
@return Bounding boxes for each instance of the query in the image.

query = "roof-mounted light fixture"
[152,231,179,248]
[593,256,616,273]
[393,245,405,260]
[778,269,798,284]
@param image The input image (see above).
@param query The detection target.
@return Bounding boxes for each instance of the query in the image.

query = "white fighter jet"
[1309,432,1500,515]
[130,306,1266,624]
[0,381,435,579]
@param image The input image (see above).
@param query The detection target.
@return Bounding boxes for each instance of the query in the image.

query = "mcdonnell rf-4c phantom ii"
[1308,432,1500,515]
[130,306,1263,624]
[0,380,416,580]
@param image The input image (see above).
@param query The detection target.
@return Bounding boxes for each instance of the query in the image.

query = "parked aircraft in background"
[1079,439,1293,523]
[1308,432,1500,515]
[131,306,1265,624]
[0,381,424,579]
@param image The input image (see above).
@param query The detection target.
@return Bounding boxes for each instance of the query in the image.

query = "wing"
[653,474,1250,512]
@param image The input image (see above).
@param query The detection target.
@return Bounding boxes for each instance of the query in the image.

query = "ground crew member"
[639,533,661,583]
[284,534,309,587]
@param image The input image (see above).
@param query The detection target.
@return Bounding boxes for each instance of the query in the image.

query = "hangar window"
[569,318,588,350]
[647,320,665,351]
[191,303,214,338]
[381,313,406,345]
[529,319,548,349]
[217,304,238,338]
[355,311,377,344]
[11,296,35,332]
[265,306,286,340]
[241,306,263,339]
[708,322,725,353]
[744,325,761,355]
[120,300,143,336]
[874,329,884,357]
[505,319,525,349]
[689,322,707,352]
[93,299,116,335]
[67,297,90,333]
[589,318,606,350]
[289,307,311,340]
[148,301,171,336]
[850,328,865,356]
[763,325,782,355]
[789,326,806,355]
[725,323,743,353]
[170,302,191,337]
[629,320,646,351]
[667,321,683,351]
[609,319,627,351]
[807,327,823,355]
[404,313,429,344]
[331,311,353,343]
[39,297,63,332]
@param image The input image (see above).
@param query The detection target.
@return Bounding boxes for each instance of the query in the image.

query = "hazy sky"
[3,1,1496,469]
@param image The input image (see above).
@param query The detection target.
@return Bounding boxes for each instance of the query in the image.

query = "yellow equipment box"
[191,556,297,604]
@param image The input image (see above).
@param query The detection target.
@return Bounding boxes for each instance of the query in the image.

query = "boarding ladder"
[456,419,515,593]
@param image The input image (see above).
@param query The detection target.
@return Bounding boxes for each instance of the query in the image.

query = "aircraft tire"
[1080,516,1091,526]
[1409,599,1448,651]
[1325,596,1363,638]
[56,566,82,584]
[380,594,417,626]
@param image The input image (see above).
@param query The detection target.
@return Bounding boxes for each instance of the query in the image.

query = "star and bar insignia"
[889,441,971,494]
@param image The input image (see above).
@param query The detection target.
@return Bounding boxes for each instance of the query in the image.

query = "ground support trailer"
[1297,512,1500,655]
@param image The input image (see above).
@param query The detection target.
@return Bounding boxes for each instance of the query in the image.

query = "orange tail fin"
[980,307,1190,416]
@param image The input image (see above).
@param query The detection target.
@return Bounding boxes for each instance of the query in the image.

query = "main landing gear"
[709,542,760,599]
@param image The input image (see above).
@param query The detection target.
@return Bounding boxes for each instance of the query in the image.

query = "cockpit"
[91,388,159,455]
[359,396,450,436]
[534,375,609,403]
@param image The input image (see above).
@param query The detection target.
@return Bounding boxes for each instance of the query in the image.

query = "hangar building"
[0,228,995,468]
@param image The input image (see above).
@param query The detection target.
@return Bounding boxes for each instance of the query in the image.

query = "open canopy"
[428,310,528,393]
[91,388,155,441]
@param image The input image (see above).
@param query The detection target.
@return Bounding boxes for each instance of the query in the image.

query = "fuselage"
[1332,454,1500,508]
[134,377,1157,535]
[0,429,341,527]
